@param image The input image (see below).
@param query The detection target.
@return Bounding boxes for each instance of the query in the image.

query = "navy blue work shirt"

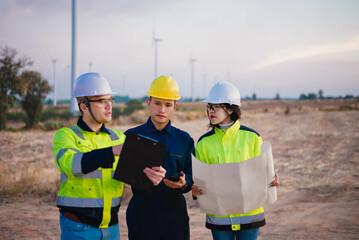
[125,117,194,240]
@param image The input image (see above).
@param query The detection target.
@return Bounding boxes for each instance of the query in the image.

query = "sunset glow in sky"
[1,0,358,100]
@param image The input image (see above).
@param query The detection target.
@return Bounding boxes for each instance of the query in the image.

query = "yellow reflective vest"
[195,120,265,231]
[53,124,126,228]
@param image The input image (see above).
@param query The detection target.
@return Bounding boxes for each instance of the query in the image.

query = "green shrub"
[6,112,27,122]
[40,108,60,121]
[112,107,122,118]
[40,108,74,121]
[339,105,356,111]
[123,99,144,115]
[58,111,74,120]
[43,121,64,131]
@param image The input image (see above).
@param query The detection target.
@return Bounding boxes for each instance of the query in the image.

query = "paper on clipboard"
[192,141,277,216]
[113,132,167,192]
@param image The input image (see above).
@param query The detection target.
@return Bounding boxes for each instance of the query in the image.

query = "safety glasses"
[88,98,115,106]
[206,104,225,111]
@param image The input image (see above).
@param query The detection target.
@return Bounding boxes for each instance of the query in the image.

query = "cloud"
[241,35,359,73]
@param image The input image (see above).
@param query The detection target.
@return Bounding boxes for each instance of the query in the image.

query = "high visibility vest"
[195,120,264,231]
[53,125,126,228]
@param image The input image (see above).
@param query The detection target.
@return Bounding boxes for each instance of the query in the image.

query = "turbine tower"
[52,59,57,106]
[70,0,78,113]
[152,24,162,79]
[189,56,197,101]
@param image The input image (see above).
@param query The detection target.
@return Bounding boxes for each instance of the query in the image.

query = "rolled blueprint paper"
[192,141,277,216]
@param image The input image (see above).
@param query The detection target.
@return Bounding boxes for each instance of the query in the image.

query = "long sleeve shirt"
[125,117,194,239]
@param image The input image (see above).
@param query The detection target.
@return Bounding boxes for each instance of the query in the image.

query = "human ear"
[80,103,88,113]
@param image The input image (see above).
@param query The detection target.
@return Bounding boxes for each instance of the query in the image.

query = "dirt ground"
[0,103,359,239]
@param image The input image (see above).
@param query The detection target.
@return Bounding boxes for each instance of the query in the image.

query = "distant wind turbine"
[70,0,77,113]
[203,74,206,98]
[189,56,197,101]
[152,24,162,79]
[52,59,57,106]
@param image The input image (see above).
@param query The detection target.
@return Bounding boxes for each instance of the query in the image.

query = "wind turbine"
[70,0,78,113]
[52,59,57,106]
[189,56,197,101]
[66,64,70,99]
[152,25,162,79]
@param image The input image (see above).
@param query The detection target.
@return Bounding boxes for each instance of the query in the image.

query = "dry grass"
[1,99,358,201]
[0,99,359,239]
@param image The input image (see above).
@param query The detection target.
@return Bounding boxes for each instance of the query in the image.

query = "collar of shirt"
[77,116,111,135]
[144,117,173,136]
[215,120,240,136]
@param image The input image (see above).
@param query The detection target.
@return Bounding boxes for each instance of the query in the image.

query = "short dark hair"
[76,97,89,115]
[208,104,241,129]
[149,96,177,106]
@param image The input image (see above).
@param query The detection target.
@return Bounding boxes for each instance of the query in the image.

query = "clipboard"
[113,132,167,192]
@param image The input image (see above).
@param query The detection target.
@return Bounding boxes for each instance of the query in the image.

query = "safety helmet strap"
[84,97,101,124]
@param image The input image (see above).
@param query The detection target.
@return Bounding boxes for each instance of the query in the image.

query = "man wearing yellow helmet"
[125,76,194,240]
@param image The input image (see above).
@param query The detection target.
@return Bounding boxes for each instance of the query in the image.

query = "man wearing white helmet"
[53,72,165,239]
[192,81,279,240]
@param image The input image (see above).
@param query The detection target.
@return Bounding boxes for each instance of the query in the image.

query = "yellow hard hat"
[147,75,181,100]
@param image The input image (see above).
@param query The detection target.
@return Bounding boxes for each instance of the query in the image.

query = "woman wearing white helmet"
[192,81,279,240]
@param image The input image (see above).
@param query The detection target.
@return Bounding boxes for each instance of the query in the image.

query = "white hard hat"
[72,72,118,97]
[202,81,241,106]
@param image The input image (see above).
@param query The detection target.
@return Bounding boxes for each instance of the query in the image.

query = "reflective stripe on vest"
[61,170,116,183]
[56,147,81,173]
[69,126,85,139]
[57,196,122,208]
[55,125,126,228]
[72,152,84,176]
[107,129,120,141]
[206,212,264,230]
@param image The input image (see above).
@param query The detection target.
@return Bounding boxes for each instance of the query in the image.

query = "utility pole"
[52,59,57,106]
[70,0,78,113]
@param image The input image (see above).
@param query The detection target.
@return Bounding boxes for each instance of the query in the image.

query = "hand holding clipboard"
[113,132,167,192]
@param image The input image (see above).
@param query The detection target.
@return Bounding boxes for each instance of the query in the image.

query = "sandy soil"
[1,105,359,239]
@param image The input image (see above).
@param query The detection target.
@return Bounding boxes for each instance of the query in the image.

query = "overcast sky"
[1,0,358,100]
